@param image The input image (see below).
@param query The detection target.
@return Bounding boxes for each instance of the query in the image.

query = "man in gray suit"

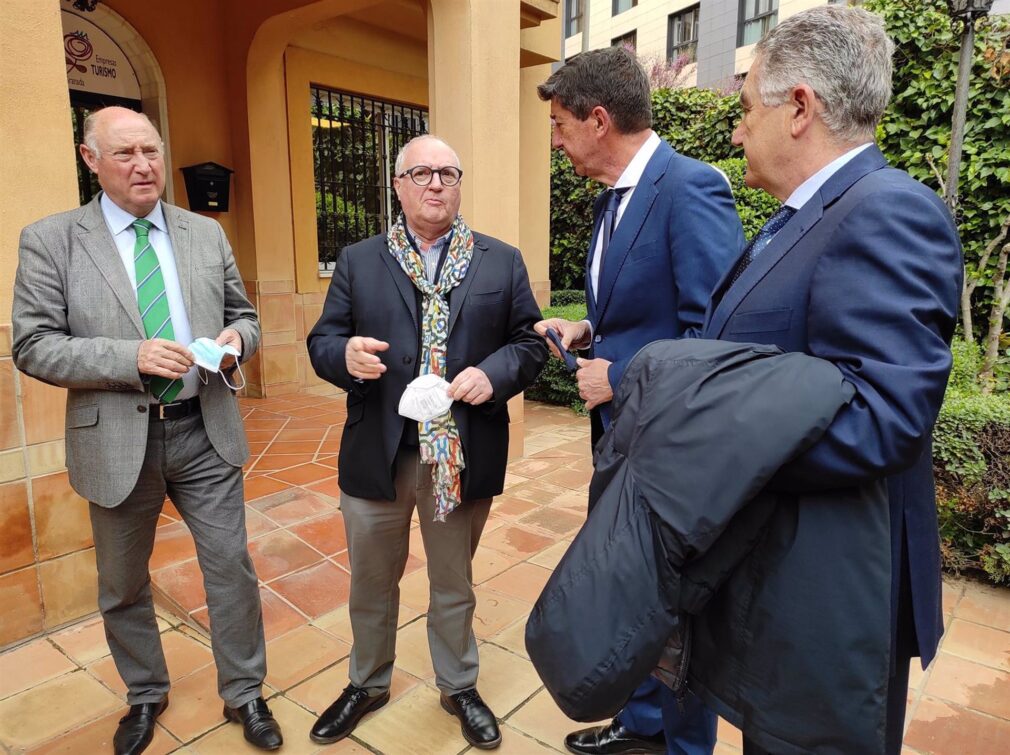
[12,107,282,755]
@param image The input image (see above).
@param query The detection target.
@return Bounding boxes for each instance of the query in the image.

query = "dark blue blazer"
[703,145,962,667]
[586,139,744,426]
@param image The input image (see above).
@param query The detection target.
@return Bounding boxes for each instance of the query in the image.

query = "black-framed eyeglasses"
[397,165,463,187]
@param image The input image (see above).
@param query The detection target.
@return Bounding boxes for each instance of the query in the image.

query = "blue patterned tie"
[596,187,630,271]
[731,204,797,284]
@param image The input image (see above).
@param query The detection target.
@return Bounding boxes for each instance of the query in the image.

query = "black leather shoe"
[565,718,666,755]
[223,697,283,751]
[113,698,168,755]
[309,684,390,744]
[440,688,502,750]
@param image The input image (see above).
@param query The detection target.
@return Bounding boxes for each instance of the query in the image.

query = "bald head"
[79,107,166,217]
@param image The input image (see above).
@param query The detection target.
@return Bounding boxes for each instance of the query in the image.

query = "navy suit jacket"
[703,145,962,666]
[587,139,744,426]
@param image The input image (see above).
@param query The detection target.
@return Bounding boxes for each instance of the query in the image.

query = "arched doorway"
[59,0,173,205]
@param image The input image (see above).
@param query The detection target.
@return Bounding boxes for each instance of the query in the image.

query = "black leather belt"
[150,396,200,421]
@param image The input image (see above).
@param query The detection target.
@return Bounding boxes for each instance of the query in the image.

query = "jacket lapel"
[586,191,608,319]
[76,196,146,338]
[378,243,420,330]
[594,143,671,326]
[162,204,193,322]
[448,238,486,336]
[705,145,889,338]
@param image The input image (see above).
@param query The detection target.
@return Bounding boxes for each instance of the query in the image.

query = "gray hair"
[82,108,162,158]
[754,5,893,144]
[537,46,652,134]
[393,134,461,176]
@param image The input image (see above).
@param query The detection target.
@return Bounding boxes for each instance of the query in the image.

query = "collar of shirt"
[100,193,167,237]
[784,142,874,211]
[613,131,662,191]
[406,224,453,252]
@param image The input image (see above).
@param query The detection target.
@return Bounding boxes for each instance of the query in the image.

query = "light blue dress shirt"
[100,194,198,400]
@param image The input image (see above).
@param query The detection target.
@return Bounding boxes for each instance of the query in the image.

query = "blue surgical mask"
[189,337,245,390]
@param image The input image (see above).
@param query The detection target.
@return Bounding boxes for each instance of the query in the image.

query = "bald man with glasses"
[306,135,547,750]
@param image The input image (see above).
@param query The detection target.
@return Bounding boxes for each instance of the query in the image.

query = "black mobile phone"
[545,328,579,373]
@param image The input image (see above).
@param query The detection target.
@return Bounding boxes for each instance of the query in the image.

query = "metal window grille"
[738,0,778,47]
[310,86,428,274]
[668,5,700,63]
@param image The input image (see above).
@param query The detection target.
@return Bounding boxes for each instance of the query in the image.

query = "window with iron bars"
[310,86,428,274]
[738,0,778,47]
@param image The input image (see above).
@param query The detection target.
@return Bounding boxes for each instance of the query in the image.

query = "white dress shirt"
[784,142,874,211]
[589,131,662,297]
[100,194,198,399]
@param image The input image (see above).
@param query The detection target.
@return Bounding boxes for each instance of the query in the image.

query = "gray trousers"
[340,446,492,696]
[88,411,265,707]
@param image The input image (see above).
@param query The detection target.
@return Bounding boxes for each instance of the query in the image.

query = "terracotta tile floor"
[2,397,1010,753]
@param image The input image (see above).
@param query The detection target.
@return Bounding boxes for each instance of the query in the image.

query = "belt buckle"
[158,403,168,420]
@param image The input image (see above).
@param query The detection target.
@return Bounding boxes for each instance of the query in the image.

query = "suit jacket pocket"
[727,308,793,335]
[67,405,99,429]
[626,242,661,264]
[469,289,504,306]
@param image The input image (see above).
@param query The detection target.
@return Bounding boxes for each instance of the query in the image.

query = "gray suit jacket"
[12,194,259,507]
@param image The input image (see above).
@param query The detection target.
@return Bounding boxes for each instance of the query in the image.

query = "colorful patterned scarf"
[387,213,474,521]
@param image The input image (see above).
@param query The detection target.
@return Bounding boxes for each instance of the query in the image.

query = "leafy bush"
[550,289,587,307]
[526,303,587,413]
[933,339,1010,583]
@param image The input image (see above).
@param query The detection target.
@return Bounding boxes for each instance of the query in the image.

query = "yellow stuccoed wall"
[0,0,94,647]
[0,0,559,649]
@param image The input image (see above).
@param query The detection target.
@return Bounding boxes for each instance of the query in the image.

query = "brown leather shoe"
[223,696,283,751]
[113,698,168,755]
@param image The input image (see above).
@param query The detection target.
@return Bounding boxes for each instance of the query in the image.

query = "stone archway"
[60,0,176,201]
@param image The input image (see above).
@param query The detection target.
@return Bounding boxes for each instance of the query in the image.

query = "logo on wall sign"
[65,31,93,74]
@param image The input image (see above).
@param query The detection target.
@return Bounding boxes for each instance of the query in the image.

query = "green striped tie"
[133,219,182,403]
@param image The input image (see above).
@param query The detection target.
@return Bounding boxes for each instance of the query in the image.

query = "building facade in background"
[0,0,560,650]
[563,0,845,88]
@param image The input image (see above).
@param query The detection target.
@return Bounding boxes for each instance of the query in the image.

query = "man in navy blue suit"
[691,7,961,753]
[534,47,743,755]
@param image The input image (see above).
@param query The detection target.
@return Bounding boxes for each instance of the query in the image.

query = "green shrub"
[550,289,587,307]
[526,303,587,413]
[933,339,1010,584]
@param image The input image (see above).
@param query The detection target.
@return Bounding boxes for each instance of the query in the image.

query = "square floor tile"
[0,670,121,749]
[250,489,335,527]
[483,563,552,605]
[904,695,1010,755]
[264,625,350,691]
[48,616,110,667]
[27,709,179,755]
[288,510,347,556]
[270,561,351,619]
[0,639,76,701]
[354,684,462,755]
[247,529,324,582]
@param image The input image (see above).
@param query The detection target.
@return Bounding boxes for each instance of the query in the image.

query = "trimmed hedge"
[934,340,1010,584]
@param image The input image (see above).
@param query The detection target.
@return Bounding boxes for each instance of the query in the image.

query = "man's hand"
[448,367,493,405]
[576,357,613,410]
[534,318,591,359]
[215,328,242,370]
[138,339,194,379]
[346,336,389,380]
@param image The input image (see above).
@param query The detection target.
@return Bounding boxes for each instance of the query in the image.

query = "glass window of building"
[739,0,778,47]
[613,0,638,16]
[565,0,583,37]
[668,4,700,63]
[310,86,428,274]
[612,29,638,51]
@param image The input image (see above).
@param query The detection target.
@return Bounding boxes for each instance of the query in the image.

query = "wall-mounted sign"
[61,9,141,102]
